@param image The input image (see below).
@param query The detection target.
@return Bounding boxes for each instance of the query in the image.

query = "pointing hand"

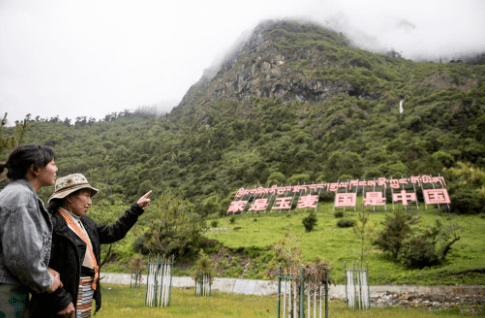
[137,190,152,210]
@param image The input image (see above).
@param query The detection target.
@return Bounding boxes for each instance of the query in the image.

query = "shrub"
[231,256,240,266]
[229,216,236,224]
[373,210,416,259]
[337,219,355,228]
[432,151,455,168]
[223,264,244,277]
[374,212,461,269]
[267,171,286,185]
[450,189,483,214]
[398,237,439,269]
[132,236,149,254]
[127,253,146,273]
[334,211,344,218]
[217,260,229,270]
[201,239,220,254]
[302,212,318,232]
[319,192,334,202]
[397,220,461,269]
[211,220,219,228]
[192,250,215,283]
[403,115,422,131]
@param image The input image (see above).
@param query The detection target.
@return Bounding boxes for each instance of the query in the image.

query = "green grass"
[96,284,470,318]
[204,202,485,285]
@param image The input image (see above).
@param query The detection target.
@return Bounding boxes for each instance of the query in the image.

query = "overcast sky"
[1,0,484,125]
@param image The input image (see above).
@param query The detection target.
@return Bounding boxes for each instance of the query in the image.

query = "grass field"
[203,202,485,285]
[95,284,470,318]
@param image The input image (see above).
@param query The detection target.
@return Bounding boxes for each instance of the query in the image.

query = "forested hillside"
[2,20,485,215]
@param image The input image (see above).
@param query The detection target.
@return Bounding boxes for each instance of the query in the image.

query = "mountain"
[172,20,352,123]
[172,19,484,126]
[2,19,485,216]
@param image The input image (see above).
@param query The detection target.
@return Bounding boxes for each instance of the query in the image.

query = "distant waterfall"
[399,99,404,113]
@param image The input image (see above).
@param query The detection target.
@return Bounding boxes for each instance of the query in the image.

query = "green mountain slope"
[3,19,484,213]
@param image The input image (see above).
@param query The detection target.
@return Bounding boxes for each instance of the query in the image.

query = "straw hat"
[48,173,98,203]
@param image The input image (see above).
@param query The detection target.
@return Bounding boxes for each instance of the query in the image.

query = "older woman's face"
[65,189,92,217]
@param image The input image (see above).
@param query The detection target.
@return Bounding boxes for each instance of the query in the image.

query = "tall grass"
[96,284,468,318]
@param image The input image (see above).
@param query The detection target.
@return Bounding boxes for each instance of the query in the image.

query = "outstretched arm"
[95,190,152,244]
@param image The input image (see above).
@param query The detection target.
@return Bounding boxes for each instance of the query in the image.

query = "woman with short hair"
[0,144,63,317]
[30,173,151,318]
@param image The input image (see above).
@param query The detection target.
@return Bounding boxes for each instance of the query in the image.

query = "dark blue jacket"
[30,203,144,317]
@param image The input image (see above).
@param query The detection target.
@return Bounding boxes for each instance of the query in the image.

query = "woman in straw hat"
[29,173,151,318]
[0,144,63,318]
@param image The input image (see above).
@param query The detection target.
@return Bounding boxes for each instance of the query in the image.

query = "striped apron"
[76,276,95,318]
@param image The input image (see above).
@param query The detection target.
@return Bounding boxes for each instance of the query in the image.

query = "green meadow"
[96,284,470,318]
[202,201,485,285]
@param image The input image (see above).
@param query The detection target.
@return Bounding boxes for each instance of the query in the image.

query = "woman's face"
[36,160,57,187]
[65,189,92,217]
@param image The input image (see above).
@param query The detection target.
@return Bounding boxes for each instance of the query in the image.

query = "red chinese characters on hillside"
[423,189,451,204]
[226,200,248,214]
[248,199,269,212]
[334,193,357,207]
[393,190,417,206]
[363,192,386,206]
[227,175,450,214]
[297,195,319,209]
[272,197,293,210]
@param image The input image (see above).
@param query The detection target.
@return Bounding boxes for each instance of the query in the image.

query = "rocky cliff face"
[172,20,355,124]
[210,43,351,103]
[209,23,350,102]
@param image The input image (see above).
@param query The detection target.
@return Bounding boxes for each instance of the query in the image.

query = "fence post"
[155,255,161,306]
[277,266,281,318]
[325,267,329,318]
[160,255,164,306]
[169,254,174,305]
[300,268,305,318]
[344,262,347,307]
[354,263,358,309]
[276,266,331,318]
[344,262,370,310]
[365,263,370,308]
[145,254,174,308]
[145,255,150,305]
[195,274,200,295]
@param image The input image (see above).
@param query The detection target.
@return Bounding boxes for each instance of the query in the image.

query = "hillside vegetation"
[202,205,485,285]
[2,20,485,284]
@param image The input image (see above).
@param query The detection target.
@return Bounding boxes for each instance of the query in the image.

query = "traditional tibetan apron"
[59,209,98,318]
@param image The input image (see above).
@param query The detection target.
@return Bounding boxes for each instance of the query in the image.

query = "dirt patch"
[208,246,252,276]
[372,291,485,315]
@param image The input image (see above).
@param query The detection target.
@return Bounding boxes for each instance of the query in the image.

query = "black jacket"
[29,203,144,317]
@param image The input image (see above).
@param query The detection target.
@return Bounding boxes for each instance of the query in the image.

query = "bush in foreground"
[337,219,355,228]
[374,211,461,269]
[302,212,318,232]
